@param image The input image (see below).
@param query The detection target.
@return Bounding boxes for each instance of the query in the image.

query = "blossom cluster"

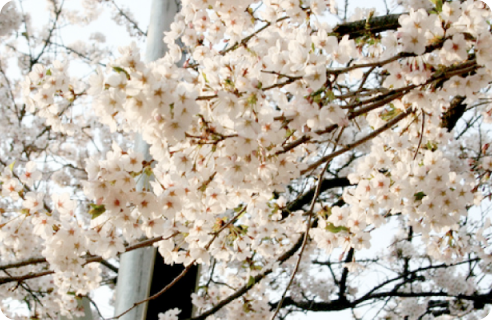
[1,0,492,319]
[0,2,21,37]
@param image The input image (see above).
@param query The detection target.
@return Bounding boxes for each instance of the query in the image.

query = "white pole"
[113,1,179,320]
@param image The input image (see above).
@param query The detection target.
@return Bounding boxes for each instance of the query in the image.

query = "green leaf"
[112,66,130,80]
[325,90,335,102]
[448,237,454,247]
[429,0,442,12]
[247,276,255,287]
[247,93,257,106]
[380,104,402,121]
[425,141,438,152]
[414,191,426,201]
[89,204,106,219]
[237,225,248,235]
[46,69,52,76]
[224,78,234,87]
[311,88,324,97]
[326,222,349,233]
[8,161,15,172]
[285,129,295,138]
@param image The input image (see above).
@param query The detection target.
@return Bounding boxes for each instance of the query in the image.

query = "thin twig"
[85,295,106,320]
[301,107,414,174]
[185,234,305,320]
[271,128,345,319]
[109,206,248,320]
[220,16,290,55]
[270,153,334,319]
[0,234,176,285]
[414,112,425,160]
[108,0,147,37]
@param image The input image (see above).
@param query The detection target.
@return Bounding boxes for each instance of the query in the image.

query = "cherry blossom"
[0,0,491,319]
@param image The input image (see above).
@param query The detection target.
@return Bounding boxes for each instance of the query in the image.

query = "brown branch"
[356,291,492,305]
[220,16,290,55]
[109,262,196,320]
[109,206,248,320]
[332,12,403,39]
[0,235,172,285]
[301,107,414,174]
[273,258,485,313]
[327,52,414,76]
[196,94,218,101]
[414,112,425,160]
[281,177,353,219]
[273,290,492,313]
[357,259,479,302]
[277,135,312,155]
[279,59,479,157]
[31,0,64,67]
[43,40,107,67]
[185,234,305,320]
[271,152,335,319]
[0,257,47,271]
[345,87,411,117]
[0,270,54,286]
[441,96,467,131]
[108,0,147,37]
[338,248,355,301]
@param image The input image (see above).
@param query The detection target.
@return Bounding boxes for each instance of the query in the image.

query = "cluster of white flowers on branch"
[1,0,492,319]
[0,2,21,37]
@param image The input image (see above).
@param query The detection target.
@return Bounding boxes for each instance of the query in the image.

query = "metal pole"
[114,1,188,320]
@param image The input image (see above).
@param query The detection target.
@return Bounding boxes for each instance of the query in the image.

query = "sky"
[6,0,492,320]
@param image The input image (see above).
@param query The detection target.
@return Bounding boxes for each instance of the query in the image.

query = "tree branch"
[0,235,173,285]
[108,0,147,37]
[282,177,353,219]
[332,13,403,39]
[302,107,414,174]
[338,248,355,301]
[441,96,467,131]
[184,234,305,320]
